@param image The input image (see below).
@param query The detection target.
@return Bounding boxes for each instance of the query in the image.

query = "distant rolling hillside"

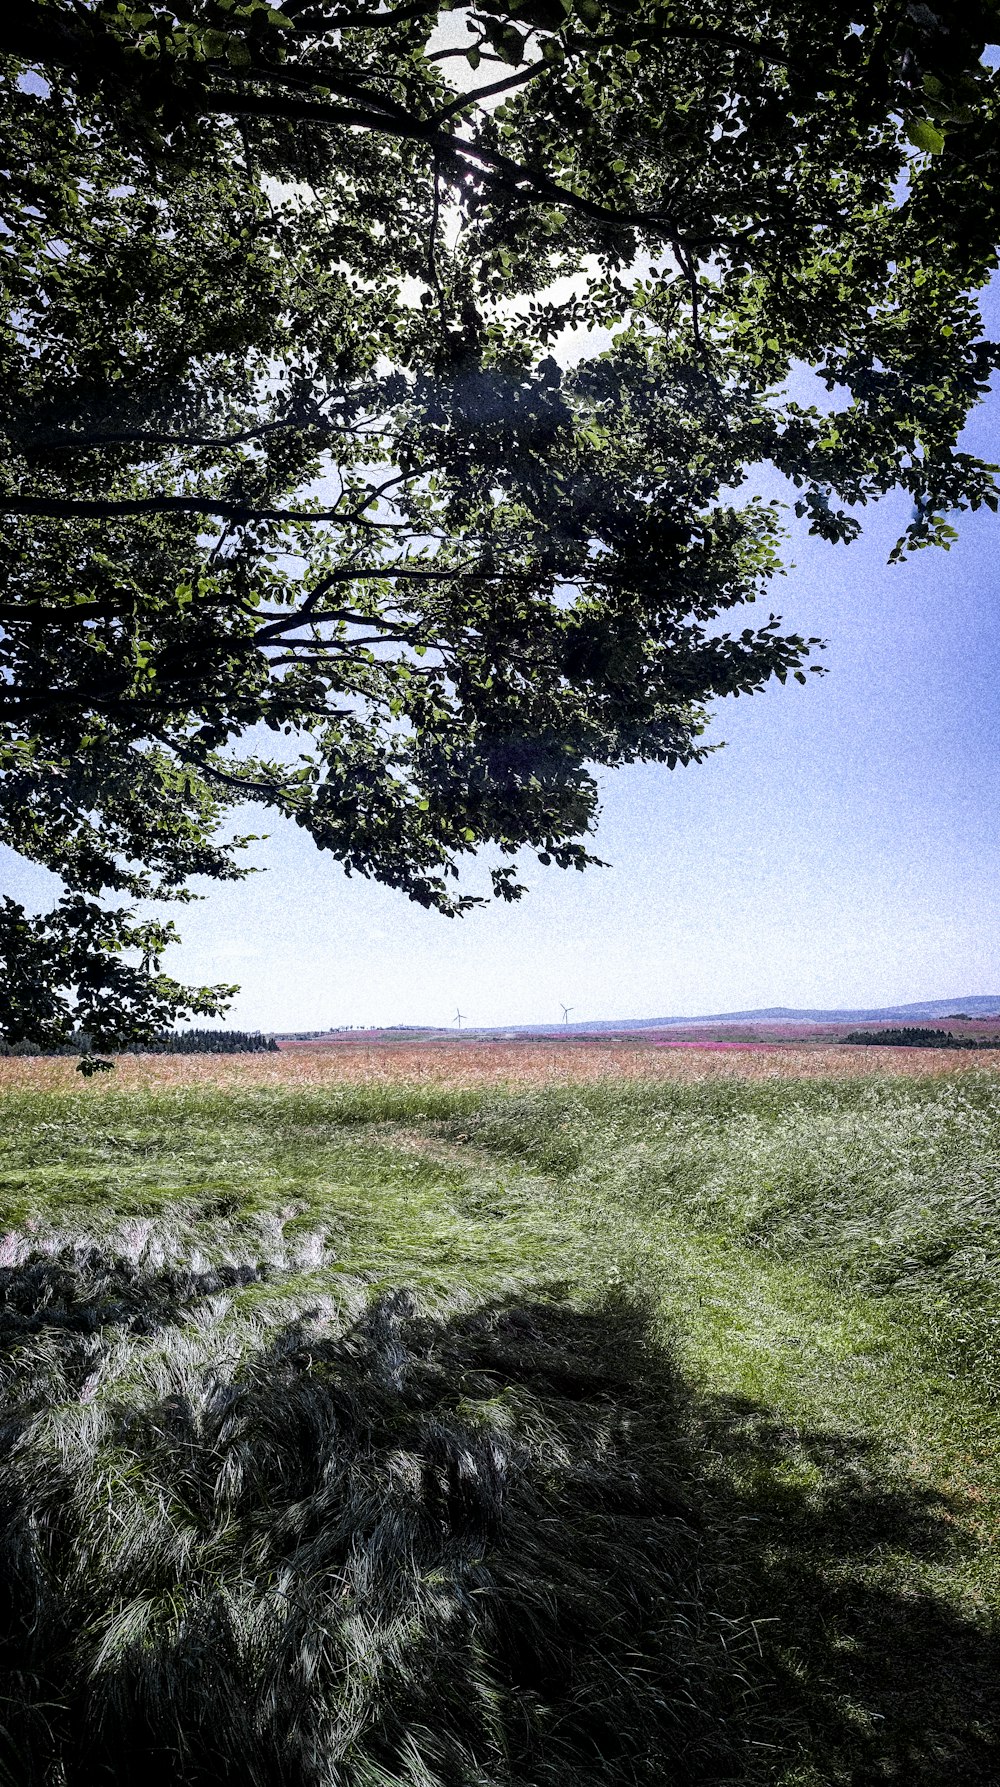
[570,997,1000,1030]
[274,999,1000,1043]
[476,997,1000,1035]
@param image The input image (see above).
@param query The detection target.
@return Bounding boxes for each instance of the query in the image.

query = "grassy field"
[1,1051,999,1785]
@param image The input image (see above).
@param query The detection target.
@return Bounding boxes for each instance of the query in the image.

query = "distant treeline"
[0,1030,278,1057]
[842,1027,1000,1050]
[138,1030,279,1054]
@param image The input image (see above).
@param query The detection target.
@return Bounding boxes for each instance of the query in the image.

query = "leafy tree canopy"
[1,0,998,1050]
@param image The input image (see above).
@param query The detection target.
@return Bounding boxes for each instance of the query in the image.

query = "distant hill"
[465,998,1000,1035]
[493,997,1000,1033]
[571,996,1000,1029]
[274,999,1000,1042]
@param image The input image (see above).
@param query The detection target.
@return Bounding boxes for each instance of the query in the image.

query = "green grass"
[1,1076,999,1785]
[455,1072,1000,1396]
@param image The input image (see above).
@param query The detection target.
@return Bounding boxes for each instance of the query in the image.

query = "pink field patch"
[2,1039,997,1092]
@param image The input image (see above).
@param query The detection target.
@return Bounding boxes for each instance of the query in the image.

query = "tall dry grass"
[1,1040,998,1094]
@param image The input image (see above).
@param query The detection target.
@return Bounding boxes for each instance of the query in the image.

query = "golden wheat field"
[2,1038,999,1091]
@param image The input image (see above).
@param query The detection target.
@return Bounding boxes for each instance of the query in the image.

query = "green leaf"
[484,19,526,62]
[907,118,946,155]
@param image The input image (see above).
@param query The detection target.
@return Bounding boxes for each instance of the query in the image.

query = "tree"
[1,0,998,1050]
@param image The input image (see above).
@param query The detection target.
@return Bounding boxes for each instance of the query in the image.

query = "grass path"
[647,1225,1000,1595]
[545,1201,1000,1785]
[651,1230,1000,1786]
[387,1116,1000,1782]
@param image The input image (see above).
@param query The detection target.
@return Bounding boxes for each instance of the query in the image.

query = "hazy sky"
[6,212,1000,1030]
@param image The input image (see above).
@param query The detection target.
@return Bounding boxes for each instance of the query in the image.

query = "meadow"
[1,1045,999,1786]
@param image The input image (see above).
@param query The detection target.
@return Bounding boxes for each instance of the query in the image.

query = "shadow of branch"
[0,1268,995,1786]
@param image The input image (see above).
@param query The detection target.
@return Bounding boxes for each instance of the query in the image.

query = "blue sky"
[5,215,1000,1031]
[165,434,1000,1032]
[95,374,1000,1027]
[177,263,1000,1028]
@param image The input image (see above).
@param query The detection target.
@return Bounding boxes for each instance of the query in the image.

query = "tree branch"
[432,60,549,125]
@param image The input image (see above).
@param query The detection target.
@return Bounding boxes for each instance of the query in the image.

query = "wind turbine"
[560,1004,573,1025]
[454,1008,466,1030]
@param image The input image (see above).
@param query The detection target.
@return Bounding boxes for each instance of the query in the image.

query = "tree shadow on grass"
[0,1251,272,1344]
[0,1272,996,1786]
[697,1392,1000,1785]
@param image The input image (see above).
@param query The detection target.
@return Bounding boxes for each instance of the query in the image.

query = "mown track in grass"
[0,1076,998,1785]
